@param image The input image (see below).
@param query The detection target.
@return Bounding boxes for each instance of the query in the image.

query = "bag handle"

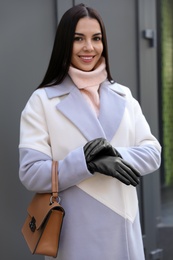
[51,161,59,201]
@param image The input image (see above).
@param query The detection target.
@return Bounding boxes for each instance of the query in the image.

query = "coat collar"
[45,76,126,98]
[45,76,126,141]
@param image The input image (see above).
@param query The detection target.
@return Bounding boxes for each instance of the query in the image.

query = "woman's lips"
[79,56,95,62]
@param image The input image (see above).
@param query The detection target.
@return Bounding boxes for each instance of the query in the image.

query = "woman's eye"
[93,36,102,41]
[74,37,83,41]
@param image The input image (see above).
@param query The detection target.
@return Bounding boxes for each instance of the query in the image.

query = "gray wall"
[0,1,56,259]
[0,0,161,259]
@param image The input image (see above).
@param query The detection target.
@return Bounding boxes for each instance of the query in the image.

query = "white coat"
[19,76,161,260]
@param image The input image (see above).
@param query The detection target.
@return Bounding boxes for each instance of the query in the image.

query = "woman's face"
[71,17,103,71]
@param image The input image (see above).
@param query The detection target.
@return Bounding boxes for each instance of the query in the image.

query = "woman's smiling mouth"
[79,56,95,62]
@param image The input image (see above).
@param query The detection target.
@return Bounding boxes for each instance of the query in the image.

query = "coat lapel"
[45,76,106,141]
[98,81,126,141]
[45,77,126,141]
[56,87,106,140]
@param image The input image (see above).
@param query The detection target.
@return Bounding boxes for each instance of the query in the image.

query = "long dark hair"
[37,3,114,89]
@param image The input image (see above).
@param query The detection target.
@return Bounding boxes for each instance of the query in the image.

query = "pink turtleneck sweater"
[68,57,107,116]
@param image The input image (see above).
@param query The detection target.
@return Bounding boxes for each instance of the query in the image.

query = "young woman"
[19,3,161,260]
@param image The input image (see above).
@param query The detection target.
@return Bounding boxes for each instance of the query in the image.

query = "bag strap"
[51,161,58,199]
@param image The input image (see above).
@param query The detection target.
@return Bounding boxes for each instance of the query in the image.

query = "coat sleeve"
[19,91,92,193]
[19,147,92,193]
[116,93,161,176]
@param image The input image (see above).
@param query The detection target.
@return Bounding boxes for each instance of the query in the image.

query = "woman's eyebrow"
[74,32,102,36]
[93,33,102,36]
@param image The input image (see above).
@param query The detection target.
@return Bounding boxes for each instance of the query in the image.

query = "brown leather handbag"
[22,161,65,257]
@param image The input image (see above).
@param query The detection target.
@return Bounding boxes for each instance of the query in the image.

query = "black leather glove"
[84,138,121,163]
[88,155,140,186]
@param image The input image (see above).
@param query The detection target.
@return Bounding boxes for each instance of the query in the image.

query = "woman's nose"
[83,40,94,51]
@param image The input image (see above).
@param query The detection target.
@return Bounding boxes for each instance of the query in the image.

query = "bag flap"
[27,193,64,229]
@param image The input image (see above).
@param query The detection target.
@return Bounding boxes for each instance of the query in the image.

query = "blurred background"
[0,0,172,259]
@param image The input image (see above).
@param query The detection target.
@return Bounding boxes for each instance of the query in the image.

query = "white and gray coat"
[19,76,161,260]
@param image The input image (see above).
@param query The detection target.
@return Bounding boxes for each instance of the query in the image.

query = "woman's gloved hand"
[87,155,140,186]
[84,138,121,163]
